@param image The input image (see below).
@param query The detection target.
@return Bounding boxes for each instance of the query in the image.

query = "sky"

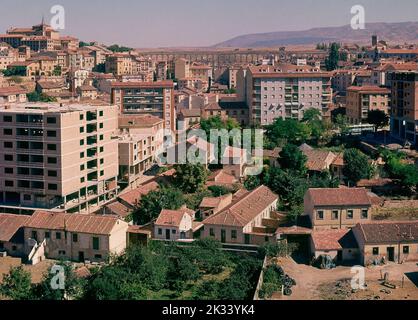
[1,0,418,48]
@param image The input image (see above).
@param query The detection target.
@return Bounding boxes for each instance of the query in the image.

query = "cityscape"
[0,0,417,308]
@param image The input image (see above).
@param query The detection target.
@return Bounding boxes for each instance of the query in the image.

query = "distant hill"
[214,22,418,48]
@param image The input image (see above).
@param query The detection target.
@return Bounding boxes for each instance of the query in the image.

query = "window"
[3,128,12,135]
[100,170,104,176]
[332,210,339,220]
[100,159,104,165]
[80,152,85,159]
[3,115,12,122]
[4,154,13,161]
[4,168,13,174]
[47,157,57,164]
[56,232,61,240]
[172,229,176,234]
[80,164,85,171]
[23,194,31,201]
[48,170,57,177]
[45,232,50,239]
[210,228,215,237]
[100,147,104,153]
[361,209,368,219]
[5,180,13,187]
[317,211,324,220]
[58,250,66,255]
[47,130,56,137]
[4,142,13,148]
[31,231,38,240]
[48,184,58,191]
[231,230,237,239]
[92,237,100,250]
[79,114,84,121]
[99,123,103,129]
[94,254,102,259]
[80,127,84,133]
[80,139,84,146]
[47,144,57,151]
[99,134,104,141]
[372,247,379,255]
[72,234,78,243]
[347,210,354,219]
[80,177,85,183]
[99,111,104,117]
[403,246,409,254]
[158,228,162,235]
[46,117,56,124]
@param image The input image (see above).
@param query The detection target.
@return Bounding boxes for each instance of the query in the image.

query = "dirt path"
[272,257,418,300]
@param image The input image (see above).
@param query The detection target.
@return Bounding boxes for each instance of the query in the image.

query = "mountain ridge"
[214,21,418,48]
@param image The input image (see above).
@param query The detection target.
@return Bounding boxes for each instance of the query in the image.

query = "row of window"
[5,180,58,190]
[4,154,58,164]
[3,128,57,137]
[4,167,58,177]
[372,246,410,255]
[31,230,101,250]
[316,209,369,220]
[2,115,57,124]
[3,141,58,151]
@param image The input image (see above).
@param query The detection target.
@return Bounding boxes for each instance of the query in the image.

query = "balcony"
[87,136,98,146]
[86,111,97,122]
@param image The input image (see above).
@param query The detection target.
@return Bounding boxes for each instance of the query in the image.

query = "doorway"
[165,229,171,240]
[221,230,226,243]
[387,247,395,262]
[78,251,85,262]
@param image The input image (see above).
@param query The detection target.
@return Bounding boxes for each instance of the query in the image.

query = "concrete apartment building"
[24,210,128,263]
[117,133,157,188]
[111,81,175,131]
[346,86,391,124]
[240,64,332,125]
[303,188,372,230]
[0,102,119,214]
[389,71,418,146]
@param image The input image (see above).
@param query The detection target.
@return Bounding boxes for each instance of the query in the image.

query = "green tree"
[133,188,185,224]
[92,63,106,73]
[334,114,350,136]
[367,110,389,131]
[200,115,240,136]
[52,65,62,76]
[302,108,326,142]
[244,175,262,191]
[1,66,27,77]
[208,185,230,196]
[343,149,373,184]
[34,262,85,300]
[27,91,57,102]
[278,144,307,174]
[0,266,33,300]
[325,43,340,71]
[107,44,133,52]
[265,118,311,147]
[173,164,208,193]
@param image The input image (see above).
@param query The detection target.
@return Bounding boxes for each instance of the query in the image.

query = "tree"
[92,63,106,73]
[208,185,230,196]
[334,114,350,136]
[133,188,185,224]
[325,43,340,71]
[265,118,310,147]
[173,164,208,193]
[244,175,262,191]
[0,266,33,300]
[33,262,85,300]
[1,66,26,77]
[107,44,133,53]
[367,110,389,131]
[200,115,240,136]
[278,144,307,174]
[302,108,326,143]
[343,149,373,184]
[27,91,57,102]
[264,168,309,209]
[52,65,62,76]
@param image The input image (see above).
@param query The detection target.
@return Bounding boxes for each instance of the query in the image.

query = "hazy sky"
[1,0,418,47]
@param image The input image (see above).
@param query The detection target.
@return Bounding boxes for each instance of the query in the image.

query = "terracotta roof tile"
[307,188,371,207]
[311,229,358,251]
[356,221,418,244]
[0,214,30,242]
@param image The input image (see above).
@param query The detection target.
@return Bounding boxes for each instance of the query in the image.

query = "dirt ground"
[272,257,418,300]
[0,257,54,284]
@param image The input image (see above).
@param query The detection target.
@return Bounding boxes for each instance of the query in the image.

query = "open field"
[273,257,418,300]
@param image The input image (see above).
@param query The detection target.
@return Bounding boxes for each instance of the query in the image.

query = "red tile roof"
[356,221,418,244]
[203,185,277,227]
[27,211,123,235]
[307,188,371,207]
[0,214,30,242]
[155,209,193,227]
[118,182,159,207]
[311,229,358,251]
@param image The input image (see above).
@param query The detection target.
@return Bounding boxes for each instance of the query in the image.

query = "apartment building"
[111,81,175,131]
[346,86,390,124]
[0,102,119,213]
[389,71,418,146]
[0,42,18,70]
[303,188,372,230]
[117,133,157,187]
[242,64,332,125]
